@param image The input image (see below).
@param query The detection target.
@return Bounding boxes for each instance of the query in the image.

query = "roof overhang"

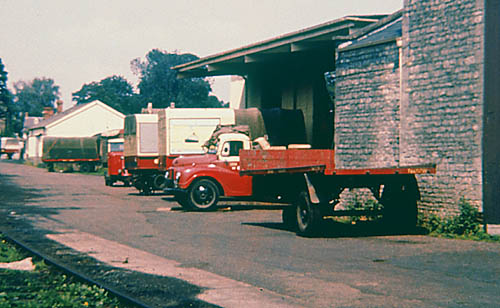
[173,15,388,78]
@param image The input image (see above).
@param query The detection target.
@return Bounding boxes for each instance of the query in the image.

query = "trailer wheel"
[47,163,55,172]
[381,177,418,230]
[295,191,323,236]
[187,179,219,211]
[7,153,13,160]
[282,207,297,231]
[80,163,90,173]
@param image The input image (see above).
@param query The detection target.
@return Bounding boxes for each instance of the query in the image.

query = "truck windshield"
[5,139,19,146]
[109,142,124,152]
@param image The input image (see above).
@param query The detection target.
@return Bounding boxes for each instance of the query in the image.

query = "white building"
[25,100,125,162]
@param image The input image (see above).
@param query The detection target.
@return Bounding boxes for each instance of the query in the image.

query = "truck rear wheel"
[295,191,323,236]
[187,179,219,211]
[80,163,95,172]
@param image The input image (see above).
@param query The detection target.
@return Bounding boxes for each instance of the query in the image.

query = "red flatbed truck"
[168,130,435,235]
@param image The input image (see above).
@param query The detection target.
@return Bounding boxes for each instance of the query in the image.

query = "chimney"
[42,107,54,119]
[170,102,175,108]
[56,100,63,113]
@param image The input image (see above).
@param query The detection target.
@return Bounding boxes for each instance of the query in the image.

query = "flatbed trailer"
[168,130,436,235]
[239,148,436,235]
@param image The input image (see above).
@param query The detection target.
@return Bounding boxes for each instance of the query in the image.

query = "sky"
[0,0,402,110]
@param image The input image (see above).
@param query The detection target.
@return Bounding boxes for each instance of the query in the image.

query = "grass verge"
[0,234,135,308]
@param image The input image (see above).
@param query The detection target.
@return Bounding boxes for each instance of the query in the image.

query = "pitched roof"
[23,116,44,130]
[338,10,403,51]
[173,14,389,78]
[28,100,124,130]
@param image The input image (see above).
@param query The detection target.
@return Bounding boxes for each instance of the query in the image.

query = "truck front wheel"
[187,179,219,211]
[295,191,323,236]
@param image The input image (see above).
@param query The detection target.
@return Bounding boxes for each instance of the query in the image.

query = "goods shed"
[174,15,386,149]
[174,1,500,234]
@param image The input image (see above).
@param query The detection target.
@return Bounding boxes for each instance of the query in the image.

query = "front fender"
[176,165,252,197]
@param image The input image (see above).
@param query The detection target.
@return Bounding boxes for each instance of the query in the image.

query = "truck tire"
[187,179,219,211]
[282,207,297,231]
[80,163,90,173]
[104,176,112,186]
[381,177,418,230]
[153,174,166,190]
[295,191,323,236]
[47,163,55,172]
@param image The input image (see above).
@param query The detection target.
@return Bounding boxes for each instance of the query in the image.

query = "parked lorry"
[104,137,132,186]
[157,108,235,172]
[0,137,22,159]
[42,136,100,172]
[124,113,161,194]
[125,107,246,194]
[167,109,435,236]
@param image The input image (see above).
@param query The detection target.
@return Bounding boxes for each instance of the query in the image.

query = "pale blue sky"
[0,0,402,109]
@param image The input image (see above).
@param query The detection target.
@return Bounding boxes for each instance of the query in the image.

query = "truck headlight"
[175,171,182,181]
[164,171,169,179]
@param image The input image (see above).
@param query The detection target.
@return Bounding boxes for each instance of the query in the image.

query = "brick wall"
[335,41,401,169]
[401,0,485,214]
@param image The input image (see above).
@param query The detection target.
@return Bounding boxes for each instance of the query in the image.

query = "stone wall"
[401,0,485,214]
[335,41,401,169]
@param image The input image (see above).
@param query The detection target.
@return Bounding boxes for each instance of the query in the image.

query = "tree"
[72,75,140,115]
[0,58,11,118]
[13,77,60,117]
[131,49,225,109]
[0,58,19,136]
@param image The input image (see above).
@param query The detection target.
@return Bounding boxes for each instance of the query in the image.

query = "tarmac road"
[1,160,500,307]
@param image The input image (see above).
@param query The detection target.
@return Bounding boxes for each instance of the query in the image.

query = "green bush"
[419,198,481,235]
[419,198,500,241]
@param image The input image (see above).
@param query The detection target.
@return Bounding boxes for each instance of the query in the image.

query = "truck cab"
[104,138,131,186]
[169,132,253,211]
[0,137,22,159]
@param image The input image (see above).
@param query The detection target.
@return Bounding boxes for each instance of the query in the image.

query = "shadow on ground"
[0,173,219,308]
[243,219,429,238]
[162,196,288,212]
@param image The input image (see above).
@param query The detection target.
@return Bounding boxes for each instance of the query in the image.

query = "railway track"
[2,229,151,308]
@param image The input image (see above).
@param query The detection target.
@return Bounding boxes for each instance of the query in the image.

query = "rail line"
[1,230,151,308]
